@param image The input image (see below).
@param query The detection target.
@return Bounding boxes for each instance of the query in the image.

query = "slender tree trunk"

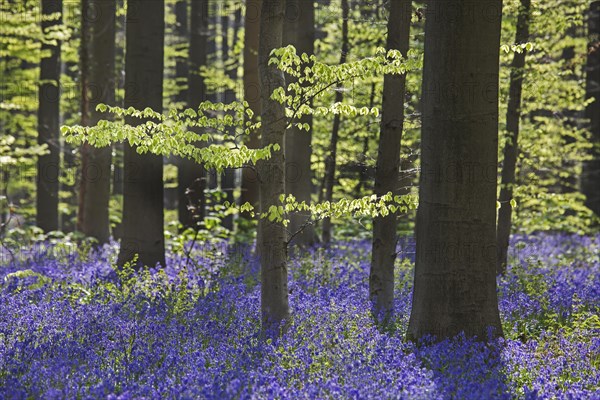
[77,0,116,244]
[117,0,166,268]
[369,0,411,323]
[174,0,189,110]
[407,0,504,341]
[354,82,377,197]
[78,0,91,232]
[241,0,262,215]
[583,1,600,216]
[497,0,531,274]
[178,0,208,230]
[112,0,126,197]
[37,0,62,233]
[173,0,189,218]
[205,0,219,191]
[321,0,349,244]
[221,7,237,231]
[283,0,319,246]
[258,0,289,332]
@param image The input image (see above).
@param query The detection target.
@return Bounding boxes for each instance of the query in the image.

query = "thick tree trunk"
[321,0,349,244]
[78,0,116,244]
[497,0,531,274]
[241,0,262,214]
[407,0,504,341]
[283,0,319,247]
[178,0,208,230]
[583,1,600,216]
[369,0,411,323]
[117,0,166,268]
[36,0,62,233]
[258,0,289,332]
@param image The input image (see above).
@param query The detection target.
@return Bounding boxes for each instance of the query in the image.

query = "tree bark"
[369,0,411,323]
[241,0,262,214]
[583,1,600,217]
[117,0,166,268]
[497,0,531,274]
[221,7,238,231]
[283,0,319,247]
[178,0,208,230]
[354,82,377,197]
[258,0,289,332]
[407,0,504,341]
[36,0,62,233]
[78,0,116,244]
[321,0,349,244]
[112,0,126,197]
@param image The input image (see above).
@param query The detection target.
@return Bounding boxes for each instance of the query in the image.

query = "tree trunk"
[221,7,238,231]
[321,0,349,244]
[112,0,126,197]
[583,1,600,216]
[174,0,189,110]
[78,0,116,244]
[258,0,289,332]
[36,0,62,233]
[369,0,411,323]
[283,0,319,247]
[241,0,262,215]
[497,0,531,274]
[117,0,166,268]
[407,0,504,341]
[178,0,208,230]
[354,82,377,197]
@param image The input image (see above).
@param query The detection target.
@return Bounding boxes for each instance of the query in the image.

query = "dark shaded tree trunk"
[407,0,504,341]
[78,0,116,244]
[258,0,289,332]
[36,0,62,233]
[583,1,600,216]
[117,0,166,268]
[241,0,262,214]
[369,0,411,323]
[178,0,208,230]
[321,0,349,244]
[283,0,319,247]
[497,0,531,274]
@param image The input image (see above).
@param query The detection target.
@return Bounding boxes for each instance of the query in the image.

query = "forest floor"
[0,233,598,399]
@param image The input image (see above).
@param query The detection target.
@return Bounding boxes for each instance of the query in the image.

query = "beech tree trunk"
[178,0,208,230]
[369,0,411,323]
[258,0,289,331]
[37,0,62,233]
[78,0,116,244]
[354,82,377,197]
[321,0,349,244]
[583,1,600,216]
[241,0,262,214]
[221,8,238,231]
[407,0,504,341]
[497,0,531,274]
[117,0,166,268]
[283,0,319,247]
